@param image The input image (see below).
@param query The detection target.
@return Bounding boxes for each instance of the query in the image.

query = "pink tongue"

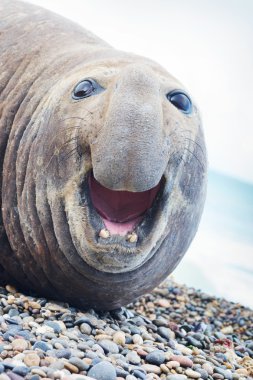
[88,173,161,235]
[102,218,143,236]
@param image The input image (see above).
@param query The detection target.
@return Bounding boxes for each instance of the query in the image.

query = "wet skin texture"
[0,0,207,310]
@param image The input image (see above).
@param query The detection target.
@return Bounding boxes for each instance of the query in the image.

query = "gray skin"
[0,0,207,310]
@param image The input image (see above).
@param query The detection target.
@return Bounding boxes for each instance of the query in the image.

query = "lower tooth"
[127,232,138,243]
[99,229,110,239]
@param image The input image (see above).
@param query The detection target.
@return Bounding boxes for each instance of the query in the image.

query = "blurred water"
[174,170,253,309]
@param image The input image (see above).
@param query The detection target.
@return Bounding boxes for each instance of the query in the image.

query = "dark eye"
[167,90,192,114]
[72,79,105,100]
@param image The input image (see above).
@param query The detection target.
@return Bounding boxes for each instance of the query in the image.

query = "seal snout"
[90,64,168,193]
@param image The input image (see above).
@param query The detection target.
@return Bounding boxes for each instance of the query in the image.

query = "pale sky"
[29,0,253,183]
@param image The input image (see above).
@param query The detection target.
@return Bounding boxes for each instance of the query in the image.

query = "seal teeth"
[99,229,110,239]
[126,232,138,243]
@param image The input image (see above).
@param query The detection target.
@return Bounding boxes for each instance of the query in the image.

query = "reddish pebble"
[156,298,171,307]
[170,355,193,368]
[137,348,148,357]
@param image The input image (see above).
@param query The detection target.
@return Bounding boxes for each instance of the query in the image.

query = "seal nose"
[91,64,168,192]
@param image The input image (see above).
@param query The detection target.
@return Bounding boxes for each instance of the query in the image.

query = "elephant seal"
[0,0,207,310]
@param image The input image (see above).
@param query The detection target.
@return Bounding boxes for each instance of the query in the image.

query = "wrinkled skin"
[0,0,207,310]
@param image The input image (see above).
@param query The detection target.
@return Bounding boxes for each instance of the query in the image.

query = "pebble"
[5,285,16,293]
[157,326,174,340]
[235,368,248,376]
[156,298,171,308]
[175,343,192,355]
[69,357,90,371]
[214,367,233,380]
[184,369,201,378]
[132,334,143,345]
[0,374,11,380]
[145,349,165,365]
[170,355,193,368]
[31,368,47,377]
[132,369,146,380]
[8,373,25,380]
[11,339,28,352]
[221,326,234,334]
[126,376,137,380]
[195,367,209,379]
[87,361,117,380]
[166,361,180,369]
[116,367,129,377]
[0,279,251,380]
[126,351,141,364]
[213,373,225,379]
[141,364,161,374]
[12,367,30,377]
[33,341,50,352]
[202,362,214,375]
[55,348,72,359]
[23,353,40,367]
[161,363,170,373]
[80,323,92,335]
[44,320,62,334]
[98,339,119,354]
[36,325,54,335]
[185,336,203,348]
[166,375,187,380]
[64,361,79,373]
[113,331,126,346]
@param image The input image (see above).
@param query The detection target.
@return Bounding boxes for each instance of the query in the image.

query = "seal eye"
[72,79,95,99]
[167,90,192,114]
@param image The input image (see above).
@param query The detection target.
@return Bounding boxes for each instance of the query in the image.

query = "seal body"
[0,0,207,310]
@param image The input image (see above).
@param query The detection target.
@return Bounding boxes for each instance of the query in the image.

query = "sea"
[173,170,253,309]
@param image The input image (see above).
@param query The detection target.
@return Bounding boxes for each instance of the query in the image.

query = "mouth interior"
[88,172,161,236]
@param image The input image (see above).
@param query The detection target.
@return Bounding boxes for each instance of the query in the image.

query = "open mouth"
[87,171,164,241]
[73,171,168,272]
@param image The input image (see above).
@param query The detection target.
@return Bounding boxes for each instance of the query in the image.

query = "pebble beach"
[0,279,252,380]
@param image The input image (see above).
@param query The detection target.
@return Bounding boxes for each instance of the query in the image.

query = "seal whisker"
[44,130,81,170]
[60,147,79,162]
[183,147,206,171]
[169,126,192,134]
[63,125,81,131]
[168,128,194,142]
[183,137,205,155]
[59,137,79,149]
[168,151,187,168]
[64,125,81,133]
[44,127,80,153]
[61,116,85,122]
[44,141,79,171]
